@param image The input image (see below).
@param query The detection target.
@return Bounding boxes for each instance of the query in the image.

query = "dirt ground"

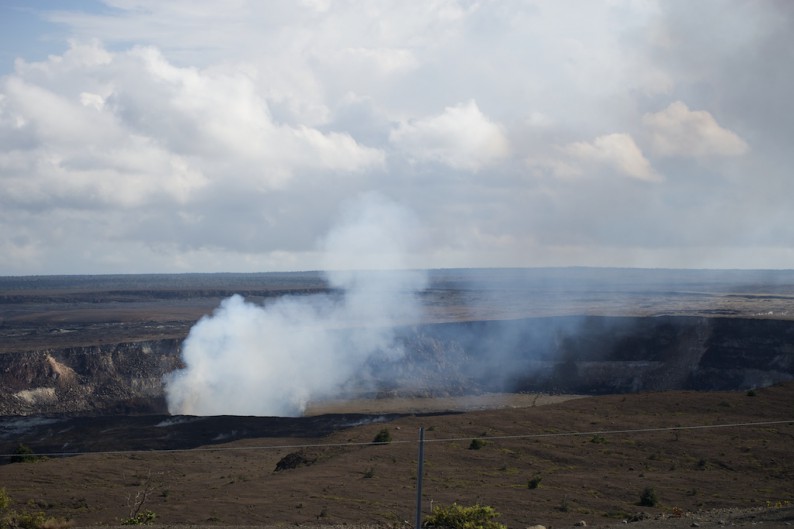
[2,384,792,529]
[80,505,794,529]
[305,393,587,415]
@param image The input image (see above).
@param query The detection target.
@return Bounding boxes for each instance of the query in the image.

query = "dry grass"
[2,384,792,528]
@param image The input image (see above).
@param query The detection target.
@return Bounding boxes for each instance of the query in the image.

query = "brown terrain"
[0,268,793,528]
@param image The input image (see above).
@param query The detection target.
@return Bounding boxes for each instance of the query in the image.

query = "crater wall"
[1,316,792,416]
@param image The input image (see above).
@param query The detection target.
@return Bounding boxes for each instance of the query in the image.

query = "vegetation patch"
[469,438,487,450]
[372,428,392,444]
[10,444,43,464]
[274,451,316,472]
[424,503,506,529]
[1,488,73,529]
[639,487,659,507]
[121,511,156,526]
[527,475,543,489]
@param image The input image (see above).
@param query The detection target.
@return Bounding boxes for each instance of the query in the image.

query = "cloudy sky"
[0,0,792,275]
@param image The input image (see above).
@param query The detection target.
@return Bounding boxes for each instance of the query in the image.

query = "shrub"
[372,428,392,444]
[274,451,315,472]
[469,438,486,450]
[0,489,9,512]
[0,489,72,529]
[746,389,757,397]
[423,503,506,529]
[6,510,47,529]
[121,511,156,526]
[10,444,38,464]
[639,487,658,507]
[527,475,542,489]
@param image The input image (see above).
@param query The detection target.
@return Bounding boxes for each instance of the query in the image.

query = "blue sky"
[0,2,99,69]
[0,1,792,274]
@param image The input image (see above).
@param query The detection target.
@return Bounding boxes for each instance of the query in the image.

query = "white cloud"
[556,133,661,183]
[0,41,384,210]
[643,101,749,158]
[389,99,509,171]
[340,47,419,76]
[0,1,792,273]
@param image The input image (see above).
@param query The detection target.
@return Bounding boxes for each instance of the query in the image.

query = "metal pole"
[415,426,425,529]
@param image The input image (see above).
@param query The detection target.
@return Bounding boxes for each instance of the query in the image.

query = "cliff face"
[1,316,792,416]
[0,339,181,415]
[510,316,794,393]
[691,317,794,389]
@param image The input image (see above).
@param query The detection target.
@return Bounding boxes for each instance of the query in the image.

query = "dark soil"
[1,383,792,528]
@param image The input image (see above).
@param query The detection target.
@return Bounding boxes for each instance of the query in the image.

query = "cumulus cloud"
[389,100,509,171]
[0,1,792,273]
[564,133,660,182]
[0,40,383,211]
[529,133,660,183]
[643,101,749,158]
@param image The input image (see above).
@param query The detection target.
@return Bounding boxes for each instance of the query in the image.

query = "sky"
[0,0,792,275]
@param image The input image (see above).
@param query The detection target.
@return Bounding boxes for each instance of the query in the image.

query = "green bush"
[527,475,542,489]
[0,489,9,512]
[0,489,72,529]
[7,510,46,529]
[10,444,38,464]
[121,510,156,526]
[639,487,658,507]
[424,503,506,529]
[469,438,486,450]
[372,428,392,444]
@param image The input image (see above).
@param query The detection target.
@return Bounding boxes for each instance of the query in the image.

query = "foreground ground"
[2,383,792,528]
[79,505,794,529]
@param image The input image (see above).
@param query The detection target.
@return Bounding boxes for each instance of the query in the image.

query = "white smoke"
[163,193,428,416]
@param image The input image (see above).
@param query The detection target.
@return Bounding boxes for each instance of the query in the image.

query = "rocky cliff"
[1,316,792,416]
[380,315,794,396]
[0,339,181,415]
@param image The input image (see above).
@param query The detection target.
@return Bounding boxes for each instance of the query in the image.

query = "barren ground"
[1,270,793,528]
[2,385,793,528]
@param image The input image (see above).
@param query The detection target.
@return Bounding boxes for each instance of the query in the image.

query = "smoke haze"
[164,194,428,416]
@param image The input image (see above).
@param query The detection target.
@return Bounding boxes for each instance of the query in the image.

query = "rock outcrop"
[0,339,181,415]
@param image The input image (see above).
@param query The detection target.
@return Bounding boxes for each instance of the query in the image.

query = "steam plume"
[164,193,427,416]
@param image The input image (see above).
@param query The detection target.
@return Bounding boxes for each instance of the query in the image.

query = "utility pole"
[415,426,425,529]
